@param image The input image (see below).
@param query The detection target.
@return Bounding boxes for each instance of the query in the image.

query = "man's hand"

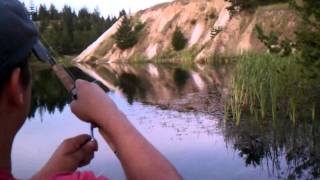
[32,134,98,180]
[70,80,125,131]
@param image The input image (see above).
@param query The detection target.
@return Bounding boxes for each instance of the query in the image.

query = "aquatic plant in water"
[226,53,320,123]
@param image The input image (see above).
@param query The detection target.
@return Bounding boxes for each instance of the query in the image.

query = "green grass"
[151,48,198,64]
[226,53,320,124]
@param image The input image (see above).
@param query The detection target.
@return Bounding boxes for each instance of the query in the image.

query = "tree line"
[30,4,119,55]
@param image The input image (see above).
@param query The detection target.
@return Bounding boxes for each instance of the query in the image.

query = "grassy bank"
[226,53,320,124]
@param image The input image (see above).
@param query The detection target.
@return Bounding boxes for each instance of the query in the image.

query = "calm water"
[11,63,320,180]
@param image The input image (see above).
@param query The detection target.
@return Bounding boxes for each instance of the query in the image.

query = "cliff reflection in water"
[30,63,320,179]
[75,63,232,114]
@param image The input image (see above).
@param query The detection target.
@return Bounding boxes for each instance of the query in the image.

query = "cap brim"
[32,40,54,65]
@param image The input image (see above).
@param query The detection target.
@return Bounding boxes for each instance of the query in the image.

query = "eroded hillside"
[74,0,298,63]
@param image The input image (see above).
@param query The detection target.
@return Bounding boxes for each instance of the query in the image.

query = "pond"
[11,62,320,180]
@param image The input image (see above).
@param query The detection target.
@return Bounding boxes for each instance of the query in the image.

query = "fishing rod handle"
[52,64,75,92]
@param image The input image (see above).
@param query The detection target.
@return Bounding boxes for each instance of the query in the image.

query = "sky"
[20,0,172,17]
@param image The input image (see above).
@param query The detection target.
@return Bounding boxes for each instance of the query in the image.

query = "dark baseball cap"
[0,0,50,69]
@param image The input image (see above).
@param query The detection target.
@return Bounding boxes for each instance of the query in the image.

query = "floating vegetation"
[226,53,320,123]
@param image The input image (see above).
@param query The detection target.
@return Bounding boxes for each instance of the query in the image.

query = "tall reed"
[226,53,319,123]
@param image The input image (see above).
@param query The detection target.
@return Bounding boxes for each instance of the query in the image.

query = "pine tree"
[34,4,118,54]
[38,5,49,33]
[49,4,59,20]
[294,0,320,67]
[28,0,36,20]
[113,15,138,50]
[171,27,187,51]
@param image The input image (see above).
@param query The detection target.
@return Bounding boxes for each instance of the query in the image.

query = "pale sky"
[20,0,172,17]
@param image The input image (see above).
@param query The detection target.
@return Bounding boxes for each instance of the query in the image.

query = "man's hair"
[0,56,31,93]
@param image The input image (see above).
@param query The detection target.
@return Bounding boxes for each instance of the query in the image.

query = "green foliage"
[255,25,294,56]
[293,0,320,70]
[32,4,117,55]
[134,21,145,32]
[225,0,290,15]
[113,16,140,50]
[171,27,188,51]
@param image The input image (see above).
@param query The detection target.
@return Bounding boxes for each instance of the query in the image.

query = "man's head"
[0,0,39,129]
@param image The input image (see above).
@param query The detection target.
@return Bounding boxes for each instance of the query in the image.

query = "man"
[0,0,182,179]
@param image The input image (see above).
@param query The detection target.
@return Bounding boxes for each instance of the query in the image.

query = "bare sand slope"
[74,0,298,63]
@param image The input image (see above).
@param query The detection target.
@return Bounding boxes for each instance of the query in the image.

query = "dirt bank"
[74,0,298,63]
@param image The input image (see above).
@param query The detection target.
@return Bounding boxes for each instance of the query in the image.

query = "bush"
[171,27,188,51]
[255,25,294,56]
[190,19,197,25]
[225,0,290,15]
[134,21,145,32]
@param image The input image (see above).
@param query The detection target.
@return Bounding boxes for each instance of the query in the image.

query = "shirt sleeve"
[0,170,15,180]
[51,171,109,180]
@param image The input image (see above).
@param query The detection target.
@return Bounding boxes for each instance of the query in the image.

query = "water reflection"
[220,115,320,179]
[75,63,231,114]
[29,65,96,118]
[26,62,320,180]
[30,67,69,117]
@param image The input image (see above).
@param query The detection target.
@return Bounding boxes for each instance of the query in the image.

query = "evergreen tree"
[38,5,49,32]
[38,5,49,20]
[49,4,59,20]
[33,3,118,55]
[294,0,320,67]
[78,8,91,31]
[171,27,187,51]
[60,6,75,53]
[119,9,127,18]
[113,15,138,50]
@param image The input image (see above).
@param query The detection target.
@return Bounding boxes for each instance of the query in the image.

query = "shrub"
[134,21,145,32]
[255,25,295,56]
[171,27,188,51]
[190,19,197,25]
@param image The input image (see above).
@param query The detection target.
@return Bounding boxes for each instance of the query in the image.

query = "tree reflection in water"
[173,68,190,90]
[220,115,320,180]
[29,65,95,118]
[116,73,148,105]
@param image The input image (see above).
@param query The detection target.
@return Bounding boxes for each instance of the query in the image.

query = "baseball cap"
[0,0,50,69]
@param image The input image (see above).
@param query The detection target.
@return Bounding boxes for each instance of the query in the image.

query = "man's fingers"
[83,140,98,152]
[75,79,88,89]
[72,140,98,167]
[62,134,91,153]
[79,152,95,167]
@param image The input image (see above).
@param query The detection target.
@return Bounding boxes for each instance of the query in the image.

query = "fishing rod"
[32,38,96,140]
[26,0,98,139]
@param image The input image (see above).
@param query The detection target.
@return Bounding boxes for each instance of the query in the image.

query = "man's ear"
[6,68,24,107]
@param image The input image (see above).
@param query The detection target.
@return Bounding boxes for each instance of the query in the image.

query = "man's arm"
[71,80,182,180]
